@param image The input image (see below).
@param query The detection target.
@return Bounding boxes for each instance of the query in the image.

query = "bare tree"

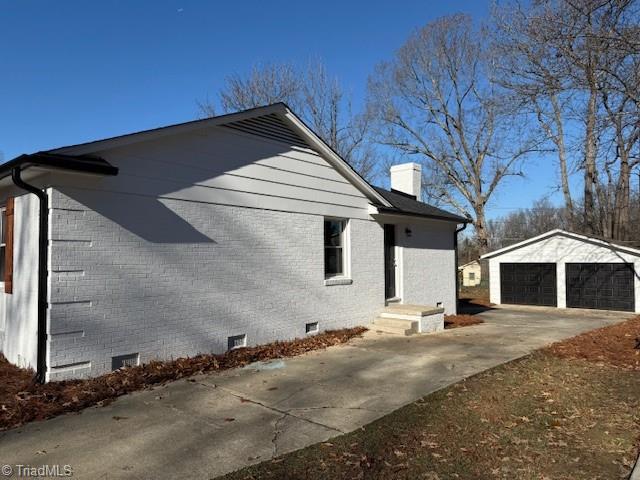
[199,61,379,180]
[487,198,569,249]
[598,5,640,239]
[493,0,640,239]
[220,63,302,115]
[368,14,537,253]
[492,2,577,226]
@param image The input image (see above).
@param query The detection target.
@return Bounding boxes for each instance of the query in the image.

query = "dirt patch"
[459,286,490,303]
[0,327,366,431]
[545,315,640,370]
[444,314,484,329]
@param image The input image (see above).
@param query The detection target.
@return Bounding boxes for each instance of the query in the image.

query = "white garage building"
[481,229,640,313]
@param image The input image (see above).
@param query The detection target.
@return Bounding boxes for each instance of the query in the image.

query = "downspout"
[11,167,48,384]
[454,222,468,313]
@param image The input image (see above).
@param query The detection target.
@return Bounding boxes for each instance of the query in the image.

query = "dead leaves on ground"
[0,327,367,431]
[545,315,640,370]
[444,314,484,329]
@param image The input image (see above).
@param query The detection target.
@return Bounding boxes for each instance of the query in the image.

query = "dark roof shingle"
[372,187,469,223]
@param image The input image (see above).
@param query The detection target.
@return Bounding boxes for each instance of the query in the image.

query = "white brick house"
[0,104,467,381]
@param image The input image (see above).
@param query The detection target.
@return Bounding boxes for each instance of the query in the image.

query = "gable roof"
[481,229,640,259]
[44,103,392,208]
[373,187,469,223]
[458,259,480,269]
[9,103,468,223]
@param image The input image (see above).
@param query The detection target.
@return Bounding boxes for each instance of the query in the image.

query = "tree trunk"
[551,95,574,227]
[583,89,598,234]
[614,154,631,240]
[474,209,490,255]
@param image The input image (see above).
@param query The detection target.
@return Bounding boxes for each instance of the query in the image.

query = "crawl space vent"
[111,353,140,371]
[305,322,319,334]
[227,334,247,351]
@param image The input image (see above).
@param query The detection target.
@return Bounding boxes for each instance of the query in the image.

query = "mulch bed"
[0,327,366,431]
[444,314,484,329]
[545,315,640,370]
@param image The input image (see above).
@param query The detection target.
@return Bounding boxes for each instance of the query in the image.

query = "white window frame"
[323,217,351,283]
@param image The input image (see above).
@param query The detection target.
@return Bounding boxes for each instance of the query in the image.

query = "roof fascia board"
[371,210,464,225]
[375,206,468,223]
[0,154,119,182]
[49,104,289,156]
[481,229,640,259]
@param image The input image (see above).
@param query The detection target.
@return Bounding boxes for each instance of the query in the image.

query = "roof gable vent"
[223,113,310,149]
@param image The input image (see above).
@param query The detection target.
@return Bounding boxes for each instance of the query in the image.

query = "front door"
[384,224,397,300]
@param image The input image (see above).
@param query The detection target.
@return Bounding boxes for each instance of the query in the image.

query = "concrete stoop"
[372,304,445,336]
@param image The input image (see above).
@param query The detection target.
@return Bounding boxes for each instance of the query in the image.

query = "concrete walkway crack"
[288,405,387,414]
[271,413,287,457]
[216,385,345,434]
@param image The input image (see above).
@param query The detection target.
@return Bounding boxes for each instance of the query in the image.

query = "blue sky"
[0,0,570,218]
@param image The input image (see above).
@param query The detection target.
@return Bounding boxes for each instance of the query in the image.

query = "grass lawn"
[222,317,640,480]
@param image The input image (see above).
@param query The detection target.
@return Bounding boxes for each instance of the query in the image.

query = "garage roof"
[481,229,640,260]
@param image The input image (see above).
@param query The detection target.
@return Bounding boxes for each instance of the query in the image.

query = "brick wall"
[47,188,385,380]
[396,219,457,314]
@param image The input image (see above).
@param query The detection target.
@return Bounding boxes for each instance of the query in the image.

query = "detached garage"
[481,229,640,313]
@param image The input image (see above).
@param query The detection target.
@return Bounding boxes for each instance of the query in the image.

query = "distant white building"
[458,260,481,287]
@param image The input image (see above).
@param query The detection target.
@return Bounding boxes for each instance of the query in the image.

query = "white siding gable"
[52,126,373,220]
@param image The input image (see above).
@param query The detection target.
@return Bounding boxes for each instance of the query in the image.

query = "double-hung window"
[324,218,347,278]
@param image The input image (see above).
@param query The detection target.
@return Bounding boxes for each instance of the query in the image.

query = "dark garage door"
[500,263,557,306]
[566,263,635,312]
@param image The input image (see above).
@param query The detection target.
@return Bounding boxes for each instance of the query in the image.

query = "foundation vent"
[305,322,319,334]
[227,334,247,351]
[111,353,140,371]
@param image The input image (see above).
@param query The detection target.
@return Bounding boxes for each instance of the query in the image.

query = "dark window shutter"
[5,197,14,294]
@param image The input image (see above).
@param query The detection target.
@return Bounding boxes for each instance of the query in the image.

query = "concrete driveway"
[0,307,631,479]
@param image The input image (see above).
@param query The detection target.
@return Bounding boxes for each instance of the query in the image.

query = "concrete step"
[373,317,419,330]
[380,312,422,321]
[371,317,417,336]
[383,304,444,317]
